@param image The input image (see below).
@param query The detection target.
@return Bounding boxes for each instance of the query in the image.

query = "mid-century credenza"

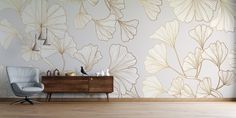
[42,76,113,102]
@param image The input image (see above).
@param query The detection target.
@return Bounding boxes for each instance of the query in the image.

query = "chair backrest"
[6,66,40,84]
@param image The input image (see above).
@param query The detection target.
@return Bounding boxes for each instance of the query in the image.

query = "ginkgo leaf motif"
[138,0,162,21]
[74,44,102,71]
[189,25,213,49]
[168,77,195,98]
[168,0,217,22]
[123,85,140,98]
[145,43,168,73]
[150,20,179,48]
[21,45,41,62]
[219,70,235,86]
[181,84,195,98]
[197,77,222,98]
[88,0,99,6]
[210,0,236,32]
[143,76,164,98]
[0,0,30,13]
[21,34,41,61]
[109,44,139,95]
[41,33,77,58]
[183,48,203,76]
[0,19,22,49]
[22,0,67,39]
[168,77,184,97]
[227,50,236,69]
[59,0,82,4]
[94,15,116,41]
[60,0,98,6]
[75,4,92,29]
[118,19,139,42]
[202,41,228,68]
[41,33,77,72]
[197,77,223,98]
[105,0,125,18]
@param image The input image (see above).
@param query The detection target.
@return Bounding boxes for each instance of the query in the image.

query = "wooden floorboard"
[1,98,236,102]
[0,102,236,118]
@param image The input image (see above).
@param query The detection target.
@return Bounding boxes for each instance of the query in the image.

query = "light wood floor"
[0,102,236,118]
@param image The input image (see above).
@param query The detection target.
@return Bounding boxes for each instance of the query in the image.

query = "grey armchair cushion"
[7,66,44,97]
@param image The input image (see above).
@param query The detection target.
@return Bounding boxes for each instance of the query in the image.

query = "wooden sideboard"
[41,76,113,102]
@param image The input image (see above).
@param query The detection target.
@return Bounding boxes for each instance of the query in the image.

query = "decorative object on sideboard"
[96,72,100,76]
[46,70,52,76]
[101,70,105,76]
[65,71,76,76]
[53,69,60,76]
[80,66,88,76]
[96,69,110,76]
[106,69,110,76]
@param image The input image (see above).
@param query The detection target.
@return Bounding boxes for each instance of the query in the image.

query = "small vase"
[101,70,105,76]
[106,69,110,76]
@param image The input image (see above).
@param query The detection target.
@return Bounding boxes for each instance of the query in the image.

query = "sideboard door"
[88,77,113,93]
[42,77,89,93]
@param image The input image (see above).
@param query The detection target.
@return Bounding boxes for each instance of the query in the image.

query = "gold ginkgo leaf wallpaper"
[0,0,235,98]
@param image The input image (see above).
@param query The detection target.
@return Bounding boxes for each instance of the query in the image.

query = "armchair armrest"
[34,83,44,90]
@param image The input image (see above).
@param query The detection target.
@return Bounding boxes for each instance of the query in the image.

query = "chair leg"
[24,96,34,105]
[20,100,27,104]
[10,99,25,105]
[11,96,40,105]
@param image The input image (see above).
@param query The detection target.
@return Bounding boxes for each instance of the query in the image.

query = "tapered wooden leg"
[48,93,52,102]
[106,93,109,102]
[46,93,49,102]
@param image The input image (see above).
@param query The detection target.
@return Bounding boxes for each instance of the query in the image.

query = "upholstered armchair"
[6,66,44,105]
